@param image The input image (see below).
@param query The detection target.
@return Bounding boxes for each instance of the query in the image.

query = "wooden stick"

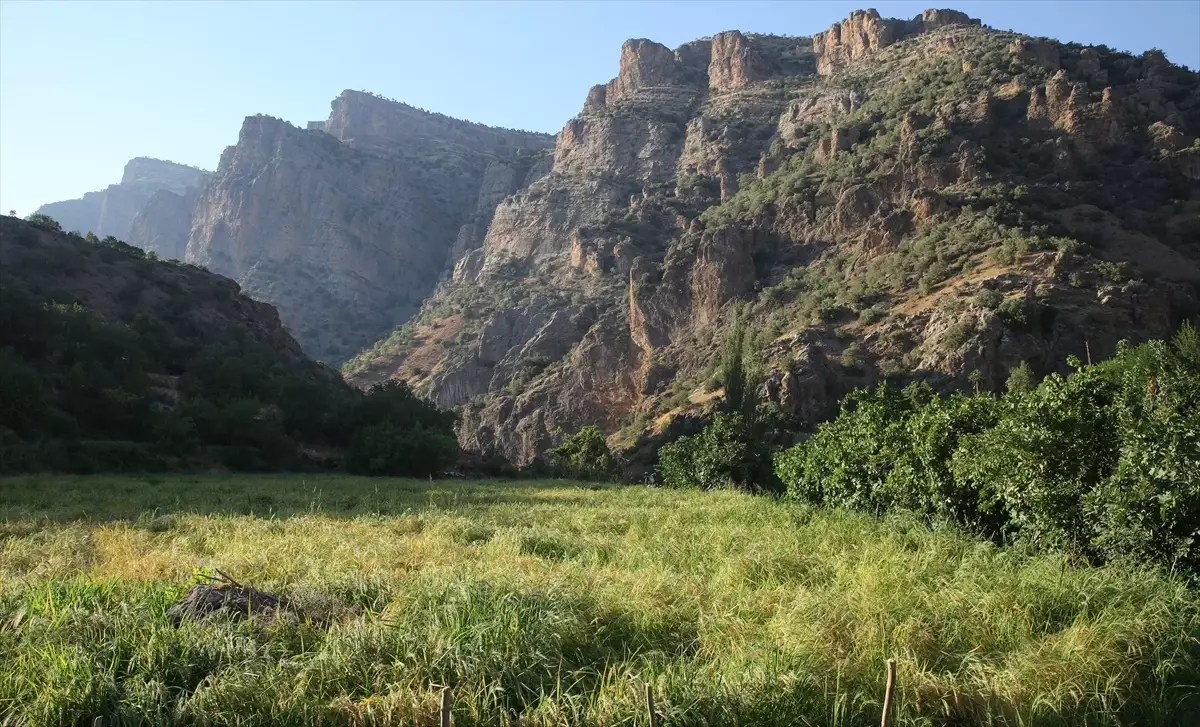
[93,719,104,727]
[881,659,897,727]
[1086,340,1093,366]
[440,686,452,727]
[645,683,658,727]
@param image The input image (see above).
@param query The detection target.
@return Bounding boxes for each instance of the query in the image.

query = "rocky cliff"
[36,157,208,243]
[344,7,1200,468]
[185,91,554,363]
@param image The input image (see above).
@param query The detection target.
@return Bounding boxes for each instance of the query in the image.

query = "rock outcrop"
[36,157,208,241]
[709,31,770,91]
[812,8,978,75]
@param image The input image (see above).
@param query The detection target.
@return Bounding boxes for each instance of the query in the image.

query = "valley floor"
[1,476,1197,726]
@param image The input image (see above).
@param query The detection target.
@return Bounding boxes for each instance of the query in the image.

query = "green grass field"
[1,475,1198,726]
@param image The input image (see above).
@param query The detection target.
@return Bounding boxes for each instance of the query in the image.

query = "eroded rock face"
[812,8,978,75]
[606,39,689,104]
[1010,38,1060,71]
[709,31,769,91]
[779,89,864,144]
[186,95,554,363]
[36,158,209,240]
[555,115,683,181]
[482,175,627,261]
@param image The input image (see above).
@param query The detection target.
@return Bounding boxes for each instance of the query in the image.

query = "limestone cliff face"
[344,7,1198,470]
[812,8,977,75]
[708,31,772,91]
[186,94,554,363]
[36,158,208,240]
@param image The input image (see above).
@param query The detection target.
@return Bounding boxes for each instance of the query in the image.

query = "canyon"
[30,8,1200,467]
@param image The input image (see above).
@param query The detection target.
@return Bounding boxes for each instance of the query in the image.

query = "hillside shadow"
[0,474,625,524]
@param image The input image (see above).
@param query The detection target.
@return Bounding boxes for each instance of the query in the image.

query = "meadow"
[1,475,1198,726]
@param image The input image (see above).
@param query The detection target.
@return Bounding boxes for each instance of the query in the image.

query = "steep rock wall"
[186,94,554,363]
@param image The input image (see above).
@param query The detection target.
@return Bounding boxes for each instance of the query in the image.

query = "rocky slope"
[184,91,554,363]
[35,157,209,244]
[344,7,1200,466]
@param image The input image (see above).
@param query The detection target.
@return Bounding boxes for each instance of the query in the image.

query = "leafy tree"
[345,422,458,477]
[721,317,750,418]
[659,316,778,492]
[23,213,61,232]
[1005,361,1036,393]
[546,424,616,480]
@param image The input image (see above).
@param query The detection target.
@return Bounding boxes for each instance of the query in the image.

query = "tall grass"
[1,475,1198,725]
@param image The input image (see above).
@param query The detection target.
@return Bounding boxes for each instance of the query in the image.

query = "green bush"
[775,385,923,513]
[1005,361,1036,393]
[1085,336,1200,570]
[857,306,887,325]
[545,425,616,480]
[941,320,976,349]
[776,325,1200,573]
[974,289,1003,309]
[660,412,775,491]
[345,422,459,477]
[996,297,1038,330]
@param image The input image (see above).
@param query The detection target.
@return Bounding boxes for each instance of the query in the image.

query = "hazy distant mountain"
[35,157,209,243]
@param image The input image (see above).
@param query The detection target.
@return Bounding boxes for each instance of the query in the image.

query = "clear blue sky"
[2,0,1197,217]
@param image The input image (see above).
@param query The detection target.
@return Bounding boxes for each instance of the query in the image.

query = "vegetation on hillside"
[2,475,1197,725]
[0,215,457,476]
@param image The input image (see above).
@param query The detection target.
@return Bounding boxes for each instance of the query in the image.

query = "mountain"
[183,91,555,364]
[35,157,209,246]
[338,8,1200,466]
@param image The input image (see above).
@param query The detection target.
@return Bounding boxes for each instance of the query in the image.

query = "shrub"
[941,320,976,349]
[1005,361,1036,393]
[858,305,887,325]
[776,385,924,513]
[660,412,775,491]
[545,425,616,480]
[996,297,1038,330]
[345,422,458,477]
[840,342,866,370]
[974,288,1003,309]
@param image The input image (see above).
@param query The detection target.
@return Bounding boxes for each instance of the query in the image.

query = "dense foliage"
[776,326,1200,573]
[0,217,458,475]
[544,425,617,480]
[659,319,779,492]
